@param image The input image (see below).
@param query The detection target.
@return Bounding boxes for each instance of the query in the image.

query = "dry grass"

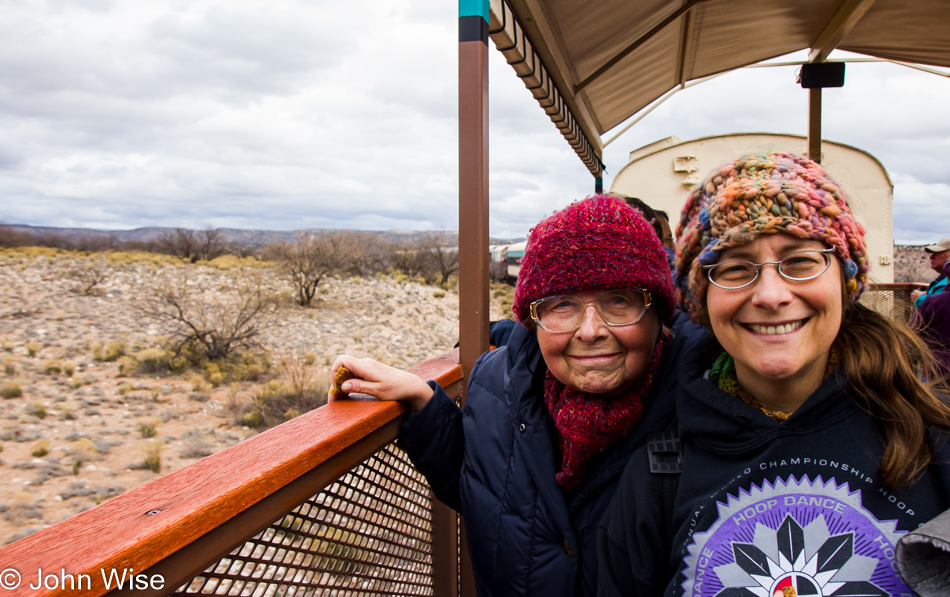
[0,249,461,543]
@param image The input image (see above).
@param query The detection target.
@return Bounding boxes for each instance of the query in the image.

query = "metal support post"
[808,87,822,163]
[454,2,489,596]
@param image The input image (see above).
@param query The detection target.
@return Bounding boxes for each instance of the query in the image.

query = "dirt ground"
[0,248,513,544]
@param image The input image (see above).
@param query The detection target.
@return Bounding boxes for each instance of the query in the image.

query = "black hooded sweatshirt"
[598,335,950,597]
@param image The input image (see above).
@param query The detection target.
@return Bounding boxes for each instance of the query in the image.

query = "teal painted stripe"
[459,0,488,20]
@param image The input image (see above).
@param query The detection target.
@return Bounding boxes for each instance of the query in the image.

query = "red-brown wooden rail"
[0,349,463,597]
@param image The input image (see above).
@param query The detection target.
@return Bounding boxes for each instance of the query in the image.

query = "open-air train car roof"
[455,0,950,387]
[485,0,950,179]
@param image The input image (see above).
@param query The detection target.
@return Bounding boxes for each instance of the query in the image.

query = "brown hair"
[833,302,950,488]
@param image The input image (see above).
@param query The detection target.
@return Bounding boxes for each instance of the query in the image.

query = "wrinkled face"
[706,234,843,395]
[537,289,661,396]
[929,249,949,274]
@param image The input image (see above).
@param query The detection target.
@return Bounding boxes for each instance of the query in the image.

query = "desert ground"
[0,248,513,544]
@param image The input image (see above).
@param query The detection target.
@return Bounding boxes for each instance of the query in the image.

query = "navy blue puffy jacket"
[399,313,703,596]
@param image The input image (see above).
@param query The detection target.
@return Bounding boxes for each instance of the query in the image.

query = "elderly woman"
[331,195,703,596]
[598,153,950,597]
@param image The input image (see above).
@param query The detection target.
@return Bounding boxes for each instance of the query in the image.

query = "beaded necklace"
[710,349,839,422]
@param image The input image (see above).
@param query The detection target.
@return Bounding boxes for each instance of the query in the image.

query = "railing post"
[455,1,489,595]
[458,0,490,384]
[431,500,460,596]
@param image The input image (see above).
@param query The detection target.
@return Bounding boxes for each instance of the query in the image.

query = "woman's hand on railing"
[329,355,435,414]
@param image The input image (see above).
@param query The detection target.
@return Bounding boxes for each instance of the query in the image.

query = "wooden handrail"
[0,349,462,597]
[868,282,928,291]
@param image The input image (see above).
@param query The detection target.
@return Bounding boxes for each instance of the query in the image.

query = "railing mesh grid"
[860,286,916,324]
[175,442,434,597]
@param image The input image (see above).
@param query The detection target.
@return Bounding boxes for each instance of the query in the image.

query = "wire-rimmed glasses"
[529,289,652,333]
[704,248,836,290]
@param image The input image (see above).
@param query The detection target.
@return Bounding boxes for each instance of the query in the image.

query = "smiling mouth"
[746,319,806,335]
[567,353,619,362]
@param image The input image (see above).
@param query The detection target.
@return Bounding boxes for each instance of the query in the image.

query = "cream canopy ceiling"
[487,0,950,176]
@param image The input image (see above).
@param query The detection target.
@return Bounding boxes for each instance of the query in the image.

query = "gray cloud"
[0,8,948,245]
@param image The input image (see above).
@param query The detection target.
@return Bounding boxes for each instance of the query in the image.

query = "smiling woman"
[329,195,705,596]
[599,152,950,597]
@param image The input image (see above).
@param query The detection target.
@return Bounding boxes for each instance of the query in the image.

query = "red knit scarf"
[543,334,668,489]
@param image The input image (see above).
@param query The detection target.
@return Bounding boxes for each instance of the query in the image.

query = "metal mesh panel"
[175,442,434,597]
[860,286,916,324]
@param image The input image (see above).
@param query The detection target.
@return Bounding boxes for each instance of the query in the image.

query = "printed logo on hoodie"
[681,476,908,597]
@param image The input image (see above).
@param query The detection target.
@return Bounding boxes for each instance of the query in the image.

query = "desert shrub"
[204,364,225,388]
[66,438,97,461]
[25,402,46,419]
[31,440,49,458]
[24,342,41,357]
[207,351,270,385]
[241,410,265,428]
[433,290,446,298]
[116,356,138,376]
[42,360,63,375]
[65,261,109,295]
[141,440,162,472]
[0,382,22,399]
[58,403,77,420]
[63,362,75,377]
[135,348,172,374]
[5,362,16,376]
[250,356,328,426]
[142,271,279,361]
[137,416,161,438]
[265,232,349,306]
[93,341,126,362]
[190,375,212,394]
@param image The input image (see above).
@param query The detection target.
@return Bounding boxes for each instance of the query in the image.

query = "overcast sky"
[2,1,949,243]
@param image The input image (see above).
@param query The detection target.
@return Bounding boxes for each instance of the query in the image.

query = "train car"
[610,133,895,283]
[505,240,526,281]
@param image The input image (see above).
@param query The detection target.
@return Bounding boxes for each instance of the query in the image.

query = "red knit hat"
[512,195,676,325]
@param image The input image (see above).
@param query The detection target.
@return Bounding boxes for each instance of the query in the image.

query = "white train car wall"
[609,133,894,283]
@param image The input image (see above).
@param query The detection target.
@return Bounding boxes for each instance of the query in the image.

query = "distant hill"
[0,224,519,248]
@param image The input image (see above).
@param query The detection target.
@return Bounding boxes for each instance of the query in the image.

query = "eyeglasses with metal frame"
[529,288,652,333]
[703,248,836,290]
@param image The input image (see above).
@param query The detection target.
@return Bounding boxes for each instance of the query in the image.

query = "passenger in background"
[912,237,950,308]
[913,257,950,379]
[654,209,675,249]
[655,209,675,270]
[599,152,950,597]
[330,195,703,597]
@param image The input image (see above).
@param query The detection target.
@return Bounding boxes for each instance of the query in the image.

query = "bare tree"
[267,232,348,306]
[143,272,279,360]
[419,231,459,286]
[156,228,227,262]
[197,228,227,261]
[340,231,390,277]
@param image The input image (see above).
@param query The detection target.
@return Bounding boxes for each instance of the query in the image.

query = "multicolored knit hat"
[513,195,676,325]
[674,152,868,325]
